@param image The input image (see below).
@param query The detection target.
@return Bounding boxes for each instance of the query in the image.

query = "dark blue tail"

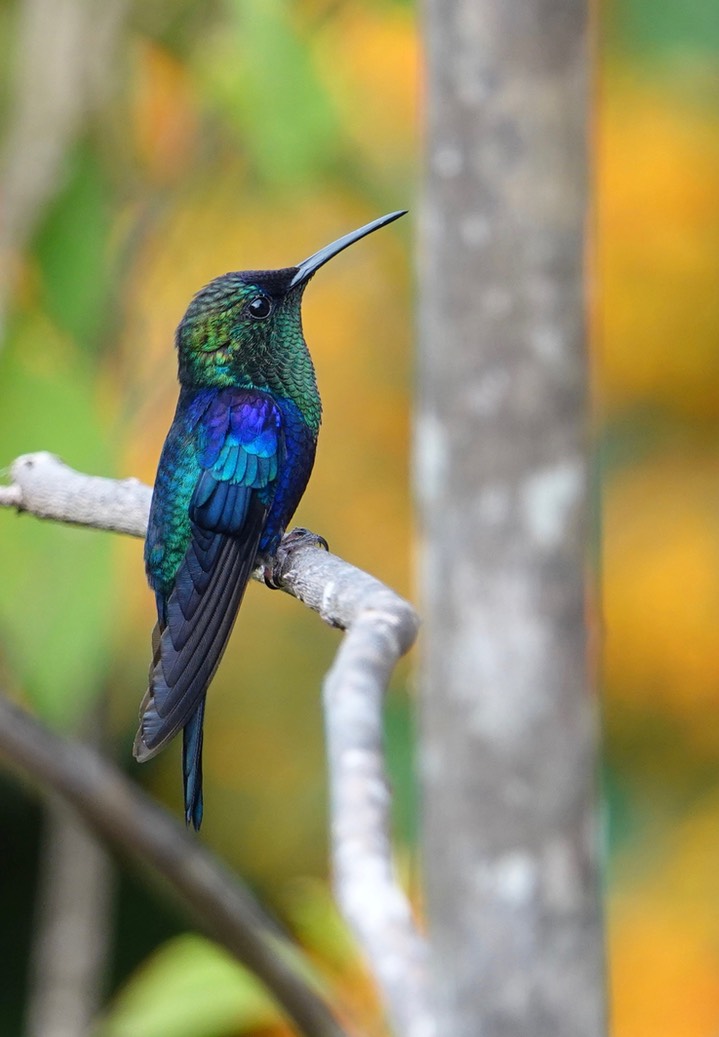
[182,700,205,830]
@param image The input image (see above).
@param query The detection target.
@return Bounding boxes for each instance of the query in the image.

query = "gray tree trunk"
[416,2,605,1035]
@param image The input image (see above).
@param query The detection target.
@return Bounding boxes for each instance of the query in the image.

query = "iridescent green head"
[175,211,407,422]
[177,268,303,389]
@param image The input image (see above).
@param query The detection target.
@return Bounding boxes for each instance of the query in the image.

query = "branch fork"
[0,451,432,1037]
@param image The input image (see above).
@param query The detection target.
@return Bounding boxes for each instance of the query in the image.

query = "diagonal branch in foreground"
[0,452,432,1037]
[0,694,346,1037]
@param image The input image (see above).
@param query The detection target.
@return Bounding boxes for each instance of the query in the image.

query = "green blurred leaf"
[280,877,357,972]
[34,142,113,349]
[608,0,719,56]
[98,934,280,1037]
[0,315,115,727]
[194,0,341,186]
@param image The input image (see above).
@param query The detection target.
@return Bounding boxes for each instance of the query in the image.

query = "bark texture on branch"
[323,597,433,1037]
[0,451,427,1037]
[417,1,605,1035]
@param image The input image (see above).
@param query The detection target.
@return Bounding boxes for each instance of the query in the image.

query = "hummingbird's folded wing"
[134,389,284,762]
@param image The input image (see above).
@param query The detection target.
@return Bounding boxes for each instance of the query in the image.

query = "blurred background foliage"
[0,0,717,1033]
[600,2,719,1035]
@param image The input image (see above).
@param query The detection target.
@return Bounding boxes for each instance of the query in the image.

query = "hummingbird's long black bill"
[289,210,407,289]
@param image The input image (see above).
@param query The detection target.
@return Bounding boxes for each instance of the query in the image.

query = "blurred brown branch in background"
[0,0,129,340]
[26,794,114,1037]
[0,452,429,1037]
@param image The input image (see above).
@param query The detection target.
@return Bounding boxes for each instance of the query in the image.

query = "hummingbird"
[134,210,407,830]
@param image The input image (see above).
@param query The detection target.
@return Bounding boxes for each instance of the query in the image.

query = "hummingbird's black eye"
[248,295,272,320]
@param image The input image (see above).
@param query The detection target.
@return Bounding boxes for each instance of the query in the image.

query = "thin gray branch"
[324,604,433,1037]
[0,453,152,536]
[0,451,428,1037]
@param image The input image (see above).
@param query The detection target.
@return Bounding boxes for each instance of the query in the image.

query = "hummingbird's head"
[175,210,407,393]
[176,268,301,389]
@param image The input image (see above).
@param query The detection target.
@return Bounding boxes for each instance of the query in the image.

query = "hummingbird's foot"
[263,527,329,589]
